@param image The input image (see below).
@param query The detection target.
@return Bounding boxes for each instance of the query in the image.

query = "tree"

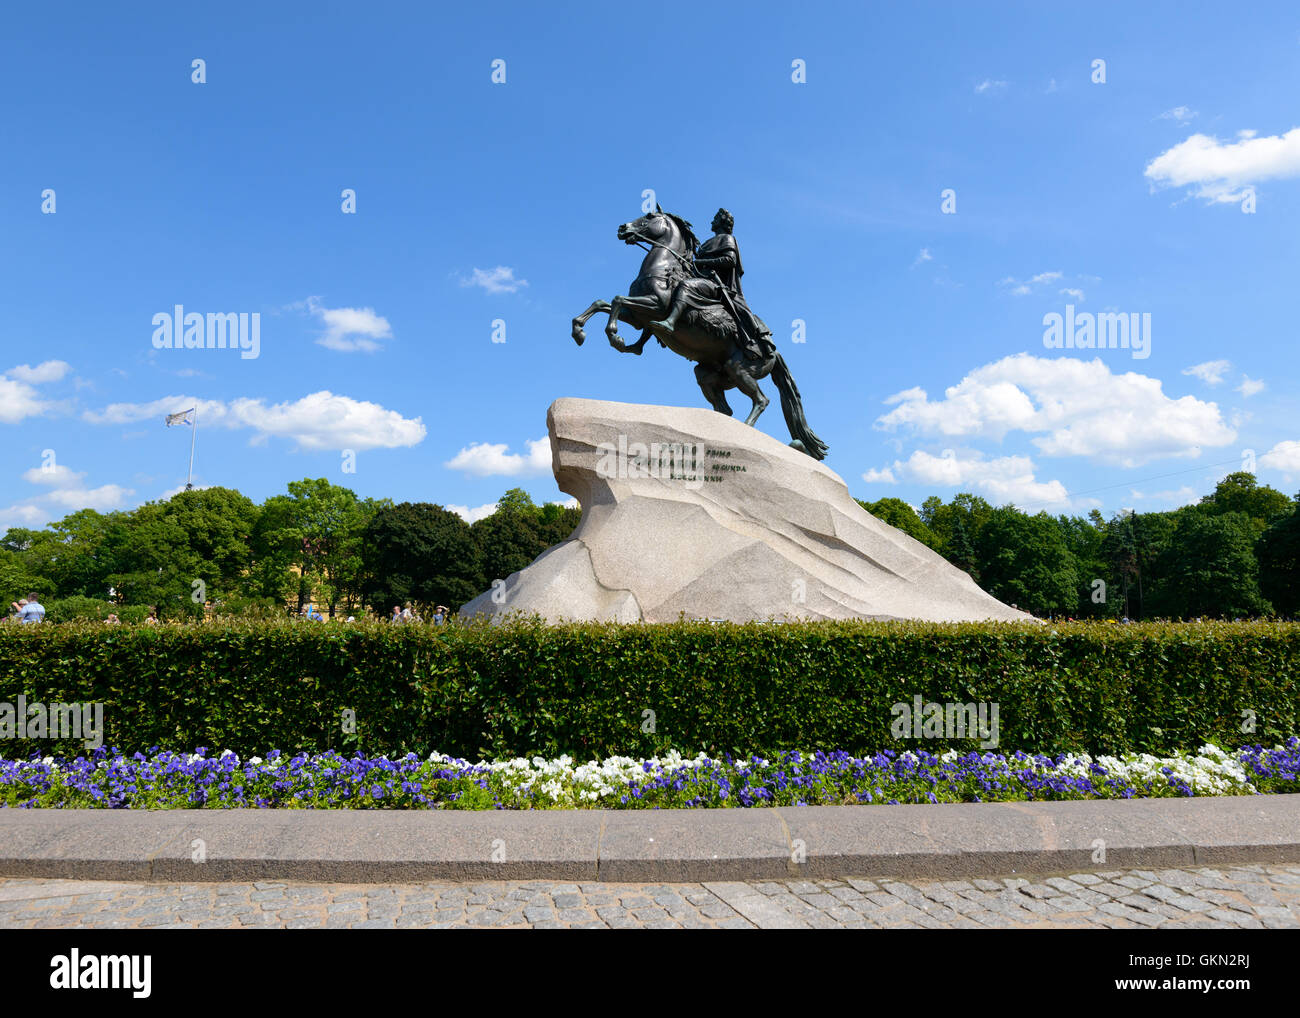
[245,495,300,604]
[1100,512,1141,618]
[0,527,59,605]
[495,487,538,516]
[252,479,377,616]
[92,489,261,617]
[1198,472,1293,536]
[360,503,483,613]
[534,501,583,547]
[1257,501,1300,617]
[1100,509,1182,620]
[152,487,259,591]
[856,497,940,550]
[102,505,197,615]
[469,489,582,590]
[1149,509,1270,618]
[472,509,544,588]
[974,508,1079,618]
[921,493,993,577]
[1057,511,1109,617]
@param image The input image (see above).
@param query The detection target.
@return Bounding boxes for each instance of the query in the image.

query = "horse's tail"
[771,353,830,460]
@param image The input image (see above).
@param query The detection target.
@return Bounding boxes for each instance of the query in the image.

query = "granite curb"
[1,794,1297,883]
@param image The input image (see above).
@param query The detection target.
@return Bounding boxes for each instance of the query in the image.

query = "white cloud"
[1145,126,1300,203]
[1259,440,1300,478]
[9,361,70,384]
[975,79,1008,94]
[445,437,551,476]
[1182,359,1232,385]
[876,353,1236,467]
[461,266,528,295]
[1157,106,1198,123]
[912,248,932,268]
[227,393,424,450]
[2,457,135,530]
[0,503,49,531]
[20,464,85,487]
[865,449,1072,508]
[1236,375,1265,397]
[1000,271,1062,296]
[84,391,426,451]
[298,296,392,353]
[0,361,70,424]
[447,502,499,523]
[45,484,134,511]
[1059,287,1085,302]
[861,466,897,484]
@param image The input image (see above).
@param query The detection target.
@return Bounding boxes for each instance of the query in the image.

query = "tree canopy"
[3,472,1296,621]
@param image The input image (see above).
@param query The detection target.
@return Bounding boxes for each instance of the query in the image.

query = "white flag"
[165,408,195,427]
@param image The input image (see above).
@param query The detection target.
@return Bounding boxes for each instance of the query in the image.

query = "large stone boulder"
[459,398,1032,623]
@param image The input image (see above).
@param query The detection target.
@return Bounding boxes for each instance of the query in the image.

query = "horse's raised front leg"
[605,295,661,352]
[572,300,611,345]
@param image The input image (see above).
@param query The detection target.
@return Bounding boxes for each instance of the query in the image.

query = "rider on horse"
[650,209,776,363]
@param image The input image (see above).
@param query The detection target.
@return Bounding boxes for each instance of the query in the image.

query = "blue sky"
[3,0,1299,529]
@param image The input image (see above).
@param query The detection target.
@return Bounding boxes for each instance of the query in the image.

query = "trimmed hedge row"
[0,619,1296,760]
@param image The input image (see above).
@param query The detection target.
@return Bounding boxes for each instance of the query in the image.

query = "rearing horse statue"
[571,207,829,460]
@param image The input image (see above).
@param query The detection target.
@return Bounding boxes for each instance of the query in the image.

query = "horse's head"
[616,205,698,257]
[617,208,668,246]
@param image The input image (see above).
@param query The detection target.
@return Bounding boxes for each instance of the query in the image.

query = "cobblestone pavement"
[1,865,1297,929]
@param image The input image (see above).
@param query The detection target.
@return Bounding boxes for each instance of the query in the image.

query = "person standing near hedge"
[18,593,45,624]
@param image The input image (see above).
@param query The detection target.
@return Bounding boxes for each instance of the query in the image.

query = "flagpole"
[186,408,197,490]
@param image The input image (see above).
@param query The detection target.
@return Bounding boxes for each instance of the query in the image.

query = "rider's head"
[712,209,734,233]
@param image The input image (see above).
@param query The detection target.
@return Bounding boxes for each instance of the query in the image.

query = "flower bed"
[2,739,1297,809]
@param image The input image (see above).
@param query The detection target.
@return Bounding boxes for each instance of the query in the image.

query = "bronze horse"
[570,208,829,459]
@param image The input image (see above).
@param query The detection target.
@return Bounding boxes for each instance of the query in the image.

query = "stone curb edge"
[1,795,1297,884]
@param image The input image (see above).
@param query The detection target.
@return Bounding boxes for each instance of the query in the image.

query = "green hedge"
[0,619,1296,760]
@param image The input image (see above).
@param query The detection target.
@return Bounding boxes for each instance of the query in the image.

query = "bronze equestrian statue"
[570,206,829,460]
